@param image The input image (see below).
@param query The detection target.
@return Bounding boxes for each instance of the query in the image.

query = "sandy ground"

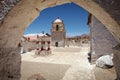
[21,46,116,80]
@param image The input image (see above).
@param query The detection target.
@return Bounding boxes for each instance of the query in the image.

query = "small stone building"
[51,17,66,47]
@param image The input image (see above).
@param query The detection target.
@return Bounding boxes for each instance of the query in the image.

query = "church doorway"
[55,42,58,47]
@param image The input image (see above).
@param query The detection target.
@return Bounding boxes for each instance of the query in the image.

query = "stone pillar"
[113,44,120,80]
[0,47,21,80]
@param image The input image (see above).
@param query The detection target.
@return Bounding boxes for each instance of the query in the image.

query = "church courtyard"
[21,45,116,80]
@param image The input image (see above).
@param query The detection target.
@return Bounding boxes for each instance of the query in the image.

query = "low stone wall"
[22,41,37,53]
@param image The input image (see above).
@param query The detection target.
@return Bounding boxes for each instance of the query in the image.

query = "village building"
[20,33,51,54]
[51,17,66,47]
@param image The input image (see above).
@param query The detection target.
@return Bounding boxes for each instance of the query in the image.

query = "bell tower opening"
[56,25,59,31]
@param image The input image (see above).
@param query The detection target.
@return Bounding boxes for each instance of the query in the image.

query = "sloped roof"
[24,33,47,37]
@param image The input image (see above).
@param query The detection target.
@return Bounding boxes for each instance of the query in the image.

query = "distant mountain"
[80,34,90,37]
[67,34,90,38]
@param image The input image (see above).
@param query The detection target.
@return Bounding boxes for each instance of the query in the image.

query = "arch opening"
[21,3,91,80]
[20,2,116,80]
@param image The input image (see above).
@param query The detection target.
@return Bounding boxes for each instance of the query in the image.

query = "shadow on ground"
[21,61,70,80]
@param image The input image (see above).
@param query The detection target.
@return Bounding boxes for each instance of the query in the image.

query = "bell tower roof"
[53,17,62,23]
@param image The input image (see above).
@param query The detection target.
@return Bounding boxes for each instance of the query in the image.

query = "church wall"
[51,32,65,47]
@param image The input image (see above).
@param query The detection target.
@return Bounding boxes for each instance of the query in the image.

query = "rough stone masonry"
[0,0,19,21]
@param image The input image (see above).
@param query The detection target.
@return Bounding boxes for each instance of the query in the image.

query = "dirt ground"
[21,46,116,80]
[93,67,116,80]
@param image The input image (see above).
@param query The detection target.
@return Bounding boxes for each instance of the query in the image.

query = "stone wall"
[0,47,21,80]
[93,0,120,25]
[90,15,120,79]
[0,0,19,21]
[0,0,21,80]
[90,15,118,61]
[22,41,37,53]
[51,32,66,47]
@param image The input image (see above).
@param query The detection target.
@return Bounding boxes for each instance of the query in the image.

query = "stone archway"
[0,0,120,80]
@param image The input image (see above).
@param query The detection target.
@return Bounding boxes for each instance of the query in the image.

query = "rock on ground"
[96,54,113,68]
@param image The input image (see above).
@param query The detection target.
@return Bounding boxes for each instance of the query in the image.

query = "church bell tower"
[51,17,66,47]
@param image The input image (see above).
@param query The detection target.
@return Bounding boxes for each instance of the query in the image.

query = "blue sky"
[24,3,90,37]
